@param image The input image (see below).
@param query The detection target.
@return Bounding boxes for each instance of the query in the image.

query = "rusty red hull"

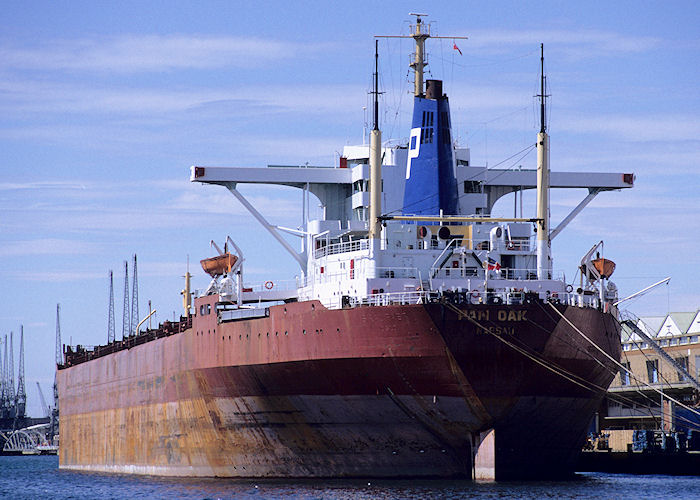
[57,298,620,478]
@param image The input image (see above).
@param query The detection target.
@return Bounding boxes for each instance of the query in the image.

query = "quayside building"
[598,309,700,450]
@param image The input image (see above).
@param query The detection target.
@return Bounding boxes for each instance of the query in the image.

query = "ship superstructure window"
[353,180,367,193]
[676,356,689,382]
[353,207,367,221]
[646,359,659,383]
[464,181,482,194]
[619,361,631,385]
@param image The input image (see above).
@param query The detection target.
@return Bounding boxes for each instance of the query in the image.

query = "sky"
[1,1,699,418]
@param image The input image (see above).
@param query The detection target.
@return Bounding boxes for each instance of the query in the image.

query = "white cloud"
[560,114,700,142]
[0,35,327,73]
[0,238,100,257]
[12,270,105,282]
[466,29,660,56]
[0,78,362,118]
[0,181,88,191]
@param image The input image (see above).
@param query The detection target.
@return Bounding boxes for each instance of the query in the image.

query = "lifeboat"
[581,258,616,280]
[200,253,237,277]
[592,258,615,278]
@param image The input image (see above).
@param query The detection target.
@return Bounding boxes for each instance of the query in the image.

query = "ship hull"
[58,299,620,479]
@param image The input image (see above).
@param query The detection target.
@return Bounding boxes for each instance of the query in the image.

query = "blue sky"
[1,1,699,417]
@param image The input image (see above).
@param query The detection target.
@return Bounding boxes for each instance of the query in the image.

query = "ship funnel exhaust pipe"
[425,79,442,99]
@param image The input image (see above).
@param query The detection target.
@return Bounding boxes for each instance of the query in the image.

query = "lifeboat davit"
[200,253,237,277]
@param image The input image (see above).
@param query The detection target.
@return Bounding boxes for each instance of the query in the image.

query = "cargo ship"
[57,16,635,480]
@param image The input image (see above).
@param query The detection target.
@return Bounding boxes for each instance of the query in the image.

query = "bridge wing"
[190,165,352,188]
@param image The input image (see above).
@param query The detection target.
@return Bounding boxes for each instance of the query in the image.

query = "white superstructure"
[190,28,634,312]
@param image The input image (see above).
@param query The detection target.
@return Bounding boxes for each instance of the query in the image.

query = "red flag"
[453,42,462,55]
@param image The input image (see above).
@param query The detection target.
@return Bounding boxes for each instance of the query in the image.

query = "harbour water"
[3,456,699,499]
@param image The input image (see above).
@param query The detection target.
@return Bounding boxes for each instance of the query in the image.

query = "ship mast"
[368,40,382,241]
[377,13,468,97]
[536,43,551,279]
[410,13,429,97]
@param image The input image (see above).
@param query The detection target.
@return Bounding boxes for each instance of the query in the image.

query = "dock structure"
[591,309,700,455]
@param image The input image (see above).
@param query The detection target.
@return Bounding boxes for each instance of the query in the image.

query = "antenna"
[373,39,380,131]
[537,43,549,134]
[107,271,115,343]
[122,260,130,339]
[131,254,139,335]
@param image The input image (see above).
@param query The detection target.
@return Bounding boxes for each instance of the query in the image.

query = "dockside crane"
[122,260,130,340]
[8,332,14,418]
[1,335,8,419]
[51,306,61,440]
[107,271,116,343]
[131,254,139,335]
[15,327,25,419]
[54,304,62,405]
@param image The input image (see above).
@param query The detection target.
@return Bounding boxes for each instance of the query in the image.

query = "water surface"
[2,456,698,499]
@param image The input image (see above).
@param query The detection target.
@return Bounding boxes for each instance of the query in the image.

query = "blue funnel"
[402,80,458,218]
